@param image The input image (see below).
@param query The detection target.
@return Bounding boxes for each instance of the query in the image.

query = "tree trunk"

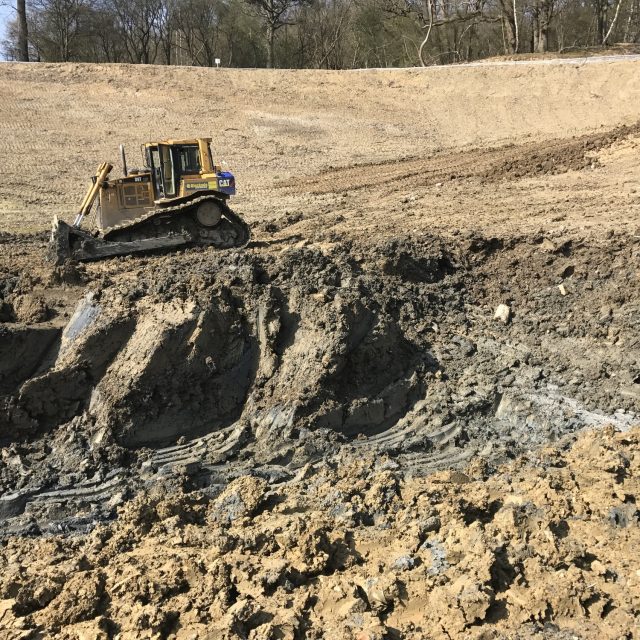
[498,0,519,53]
[503,16,517,53]
[418,0,434,66]
[513,0,519,52]
[537,24,548,52]
[266,22,275,68]
[603,0,624,44]
[17,0,29,62]
[532,0,551,53]
[595,0,607,44]
[623,0,635,41]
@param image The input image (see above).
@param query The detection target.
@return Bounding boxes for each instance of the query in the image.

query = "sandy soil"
[0,61,639,639]
[1,60,640,237]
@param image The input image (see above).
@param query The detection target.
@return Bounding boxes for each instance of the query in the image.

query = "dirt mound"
[283,122,640,196]
[0,230,637,537]
[0,425,637,639]
[1,240,442,448]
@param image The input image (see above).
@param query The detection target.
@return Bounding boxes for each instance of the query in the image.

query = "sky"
[0,3,12,28]
[0,0,15,60]
[0,3,13,59]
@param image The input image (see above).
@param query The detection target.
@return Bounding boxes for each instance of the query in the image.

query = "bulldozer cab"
[145,139,214,200]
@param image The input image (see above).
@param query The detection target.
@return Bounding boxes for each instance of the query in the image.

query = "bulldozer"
[49,138,250,264]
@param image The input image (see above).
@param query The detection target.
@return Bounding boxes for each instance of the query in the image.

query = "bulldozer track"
[49,194,251,264]
[279,147,497,195]
[144,424,249,474]
[350,398,474,474]
[102,193,248,245]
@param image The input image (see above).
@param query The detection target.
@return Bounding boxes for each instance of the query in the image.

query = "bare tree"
[106,0,164,63]
[174,0,220,65]
[17,0,30,59]
[156,0,175,63]
[293,0,353,68]
[592,0,613,43]
[623,0,636,40]
[30,0,88,61]
[531,0,555,51]
[244,0,311,67]
[6,0,640,68]
[498,0,519,52]
[603,0,624,42]
[382,0,489,65]
[87,4,125,61]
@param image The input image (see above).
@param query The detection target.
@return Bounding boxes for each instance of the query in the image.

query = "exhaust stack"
[120,144,128,177]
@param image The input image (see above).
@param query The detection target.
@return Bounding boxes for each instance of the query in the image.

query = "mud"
[0,229,638,540]
[0,425,638,639]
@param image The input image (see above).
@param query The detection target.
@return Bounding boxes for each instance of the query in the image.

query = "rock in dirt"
[210,475,269,524]
[494,303,511,324]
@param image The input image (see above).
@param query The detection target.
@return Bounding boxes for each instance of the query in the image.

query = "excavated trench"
[0,231,638,536]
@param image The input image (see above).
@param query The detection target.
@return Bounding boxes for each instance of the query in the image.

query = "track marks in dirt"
[281,122,640,196]
[2,426,640,639]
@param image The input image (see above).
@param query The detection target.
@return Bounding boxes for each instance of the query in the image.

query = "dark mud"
[0,231,638,536]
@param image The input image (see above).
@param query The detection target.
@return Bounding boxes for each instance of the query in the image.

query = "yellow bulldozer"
[49,137,250,264]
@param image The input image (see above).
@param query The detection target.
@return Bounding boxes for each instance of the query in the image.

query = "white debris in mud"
[494,303,511,324]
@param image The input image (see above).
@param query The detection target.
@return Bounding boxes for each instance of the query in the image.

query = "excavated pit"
[0,231,638,537]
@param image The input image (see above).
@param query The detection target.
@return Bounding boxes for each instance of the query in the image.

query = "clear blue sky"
[0,2,14,60]
[0,3,13,27]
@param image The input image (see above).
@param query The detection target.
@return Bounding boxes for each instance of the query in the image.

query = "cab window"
[177,145,201,174]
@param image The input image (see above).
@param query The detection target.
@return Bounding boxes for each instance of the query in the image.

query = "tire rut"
[279,123,640,196]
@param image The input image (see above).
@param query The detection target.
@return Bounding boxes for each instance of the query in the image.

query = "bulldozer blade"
[47,216,73,266]
[47,215,191,264]
[69,233,191,262]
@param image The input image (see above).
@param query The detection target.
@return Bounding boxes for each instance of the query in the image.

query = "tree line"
[3,0,639,68]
